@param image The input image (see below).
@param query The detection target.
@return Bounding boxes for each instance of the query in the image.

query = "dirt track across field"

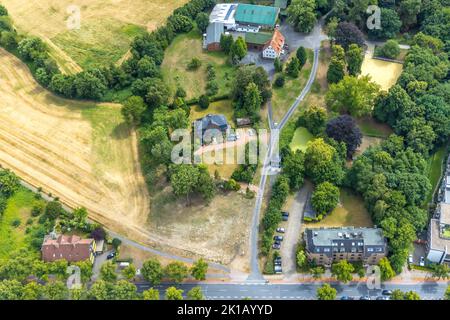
[0,48,150,238]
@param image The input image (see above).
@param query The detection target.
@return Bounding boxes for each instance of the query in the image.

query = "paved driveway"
[280,181,313,278]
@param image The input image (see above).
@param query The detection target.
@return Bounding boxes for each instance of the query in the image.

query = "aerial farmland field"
[0,48,149,237]
[2,0,189,70]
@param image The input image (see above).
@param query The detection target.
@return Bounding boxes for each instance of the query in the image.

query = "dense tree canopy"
[287,0,317,33]
[326,115,362,158]
[326,75,380,117]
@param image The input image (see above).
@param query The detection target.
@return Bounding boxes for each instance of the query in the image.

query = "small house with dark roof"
[203,22,225,51]
[194,114,230,143]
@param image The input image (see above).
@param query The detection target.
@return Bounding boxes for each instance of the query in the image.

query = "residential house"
[262,29,285,59]
[304,227,387,266]
[194,114,230,144]
[41,234,96,263]
[203,22,225,51]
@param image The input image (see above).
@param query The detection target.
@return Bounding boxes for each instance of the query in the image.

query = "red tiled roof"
[41,235,94,262]
[264,29,285,54]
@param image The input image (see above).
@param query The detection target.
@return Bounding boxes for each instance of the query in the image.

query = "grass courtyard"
[424,145,448,204]
[0,188,40,259]
[162,30,236,100]
[271,50,314,122]
[304,189,373,229]
[289,127,313,152]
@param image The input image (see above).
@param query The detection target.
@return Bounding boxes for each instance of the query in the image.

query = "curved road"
[248,31,322,280]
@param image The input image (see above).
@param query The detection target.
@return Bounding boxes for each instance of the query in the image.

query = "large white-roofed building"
[209,3,238,30]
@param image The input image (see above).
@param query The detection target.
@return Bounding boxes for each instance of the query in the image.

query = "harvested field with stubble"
[0,48,150,237]
[2,0,189,70]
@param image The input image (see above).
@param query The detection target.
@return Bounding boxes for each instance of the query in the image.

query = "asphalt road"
[136,282,448,300]
[248,22,323,280]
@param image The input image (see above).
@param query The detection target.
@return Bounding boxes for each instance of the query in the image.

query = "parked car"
[282,215,289,221]
[382,290,392,296]
[340,296,354,300]
[408,254,413,264]
[274,265,282,274]
[359,296,371,300]
[274,259,282,266]
[274,235,284,242]
[106,252,116,260]
[281,211,289,217]
[376,296,390,300]
[272,243,281,250]
[419,256,425,267]
[276,227,285,233]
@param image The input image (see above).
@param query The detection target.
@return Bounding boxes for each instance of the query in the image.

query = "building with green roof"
[234,4,280,29]
[245,32,273,50]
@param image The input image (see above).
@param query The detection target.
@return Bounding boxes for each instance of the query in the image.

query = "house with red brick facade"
[41,234,96,264]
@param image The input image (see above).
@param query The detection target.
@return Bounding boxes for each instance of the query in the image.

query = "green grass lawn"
[357,117,393,138]
[305,189,373,228]
[289,127,313,152]
[424,145,448,204]
[271,50,314,122]
[189,100,235,125]
[0,188,38,259]
[162,30,236,100]
[52,19,146,69]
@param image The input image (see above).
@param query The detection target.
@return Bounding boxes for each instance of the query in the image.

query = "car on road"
[382,290,393,296]
[272,243,281,250]
[419,256,425,267]
[276,227,285,233]
[359,296,371,300]
[376,296,390,300]
[106,252,116,260]
[273,235,284,242]
[340,296,354,300]
[408,254,413,264]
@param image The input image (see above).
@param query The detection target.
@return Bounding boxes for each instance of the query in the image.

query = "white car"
[408,254,413,264]
[419,257,425,267]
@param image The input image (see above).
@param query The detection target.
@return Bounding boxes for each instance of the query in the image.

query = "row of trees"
[0,279,204,300]
[231,65,271,122]
[327,43,364,83]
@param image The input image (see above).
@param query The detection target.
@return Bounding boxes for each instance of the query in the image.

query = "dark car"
[382,290,393,296]
[273,235,284,242]
[282,215,289,221]
[359,296,371,300]
[272,243,281,250]
[340,296,354,300]
[106,252,116,260]
[281,211,289,217]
